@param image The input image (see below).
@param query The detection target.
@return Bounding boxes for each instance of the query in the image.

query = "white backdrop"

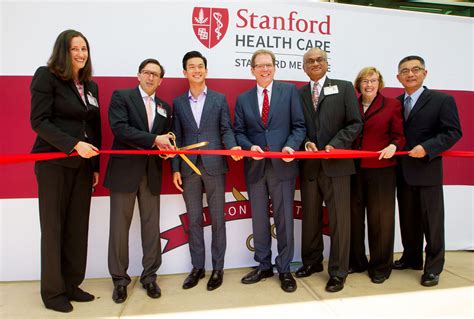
[1,0,473,281]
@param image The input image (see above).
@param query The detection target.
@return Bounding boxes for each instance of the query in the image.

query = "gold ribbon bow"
[162,132,209,176]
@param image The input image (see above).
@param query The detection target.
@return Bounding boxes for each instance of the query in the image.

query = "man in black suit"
[296,48,362,292]
[104,58,175,303]
[394,55,462,287]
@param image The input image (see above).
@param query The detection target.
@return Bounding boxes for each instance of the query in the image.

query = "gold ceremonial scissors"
[161,132,209,176]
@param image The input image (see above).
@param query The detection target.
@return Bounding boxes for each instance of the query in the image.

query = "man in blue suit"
[172,51,242,291]
[234,49,306,293]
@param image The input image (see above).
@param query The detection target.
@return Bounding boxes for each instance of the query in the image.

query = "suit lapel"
[363,94,384,121]
[199,90,214,130]
[301,83,316,120]
[151,97,170,133]
[250,86,263,128]
[131,87,149,131]
[317,77,329,107]
[267,81,281,126]
[408,88,431,120]
[180,93,199,130]
[68,81,87,109]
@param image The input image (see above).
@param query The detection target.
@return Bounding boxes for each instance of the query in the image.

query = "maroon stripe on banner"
[0,75,473,199]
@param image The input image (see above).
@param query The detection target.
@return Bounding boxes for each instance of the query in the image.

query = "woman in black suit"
[30,29,101,313]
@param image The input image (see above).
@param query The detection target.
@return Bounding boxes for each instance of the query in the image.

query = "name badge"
[157,105,167,118]
[87,92,99,107]
[323,85,339,96]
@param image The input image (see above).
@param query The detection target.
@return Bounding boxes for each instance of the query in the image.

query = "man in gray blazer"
[172,51,242,291]
[296,48,362,292]
[234,49,306,293]
[104,58,175,303]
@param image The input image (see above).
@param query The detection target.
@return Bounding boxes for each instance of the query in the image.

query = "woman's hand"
[74,141,99,158]
[378,144,397,160]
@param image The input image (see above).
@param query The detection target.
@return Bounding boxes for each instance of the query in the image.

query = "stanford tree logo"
[192,7,229,49]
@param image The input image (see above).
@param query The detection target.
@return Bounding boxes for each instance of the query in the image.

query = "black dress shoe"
[207,270,224,291]
[421,273,439,287]
[241,268,274,284]
[112,285,127,303]
[67,287,95,302]
[371,276,388,284]
[325,276,345,292]
[295,263,323,278]
[393,259,423,270]
[183,268,205,289]
[143,282,161,298]
[279,272,297,293]
[45,300,73,313]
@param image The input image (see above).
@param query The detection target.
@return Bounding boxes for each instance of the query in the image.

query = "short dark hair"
[47,29,92,82]
[398,55,426,70]
[182,51,207,70]
[138,58,165,78]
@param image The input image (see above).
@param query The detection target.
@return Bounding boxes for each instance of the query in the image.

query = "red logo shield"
[192,7,229,49]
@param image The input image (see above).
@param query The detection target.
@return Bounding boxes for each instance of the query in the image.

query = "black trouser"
[35,159,93,307]
[397,176,445,274]
[350,165,396,278]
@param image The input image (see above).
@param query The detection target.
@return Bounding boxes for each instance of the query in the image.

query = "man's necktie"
[404,95,412,120]
[312,82,319,110]
[262,88,270,126]
[145,96,155,131]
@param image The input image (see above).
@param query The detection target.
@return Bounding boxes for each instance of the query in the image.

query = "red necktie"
[262,88,270,126]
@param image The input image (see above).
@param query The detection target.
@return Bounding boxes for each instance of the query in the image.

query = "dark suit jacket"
[353,93,405,168]
[103,87,171,194]
[234,81,306,183]
[299,78,362,179]
[397,87,462,186]
[171,89,237,177]
[30,66,101,171]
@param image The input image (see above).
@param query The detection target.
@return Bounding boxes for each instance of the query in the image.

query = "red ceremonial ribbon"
[0,149,473,165]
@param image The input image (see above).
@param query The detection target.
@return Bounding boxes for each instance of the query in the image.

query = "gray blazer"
[171,89,237,177]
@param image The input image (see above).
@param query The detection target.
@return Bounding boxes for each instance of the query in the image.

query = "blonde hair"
[251,49,276,68]
[354,66,385,94]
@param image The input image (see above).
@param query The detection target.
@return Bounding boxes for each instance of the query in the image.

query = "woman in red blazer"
[349,67,405,284]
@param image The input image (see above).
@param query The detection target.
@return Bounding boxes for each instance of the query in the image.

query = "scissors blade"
[179,141,209,151]
[179,154,202,176]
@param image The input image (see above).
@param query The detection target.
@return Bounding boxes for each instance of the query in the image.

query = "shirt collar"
[138,85,155,100]
[311,75,327,90]
[405,86,425,102]
[257,81,273,95]
[188,86,208,101]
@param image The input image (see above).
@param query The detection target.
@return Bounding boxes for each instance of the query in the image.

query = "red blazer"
[353,93,405,168]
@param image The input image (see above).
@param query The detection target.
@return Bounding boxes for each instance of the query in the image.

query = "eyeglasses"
[141,70,161,78]
[361,79,379,85]
[399,67,424,76]
[305,57,326,65]
[253,63,274,70]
